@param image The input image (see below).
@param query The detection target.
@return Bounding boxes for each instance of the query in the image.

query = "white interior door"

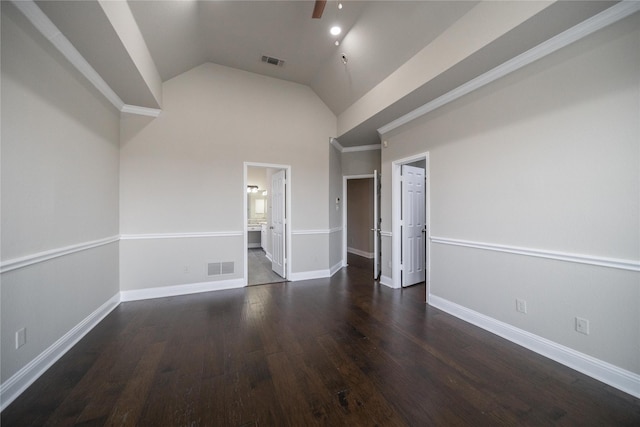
[401,165,425,287]
[373,170,381,280]
[271,170,286,278]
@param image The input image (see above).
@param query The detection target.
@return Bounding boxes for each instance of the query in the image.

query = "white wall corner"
[330,137,344,153]
[429,295,640,400]
[120,104,162,117]
[330,261,344,276]
[379,275,396,288]
[289,269,331,282]
[0,293,121,411]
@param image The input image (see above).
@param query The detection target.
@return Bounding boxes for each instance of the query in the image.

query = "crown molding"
[378,1,640,136]
[330,138,381,153]
[11,0,162,118]
[121,105,162,117]
[11,0,125,110]
[330,137,344,152]
[342,144,381,153]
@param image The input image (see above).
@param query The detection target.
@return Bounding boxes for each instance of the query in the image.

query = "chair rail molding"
[1,236,120,274]
[120,231,243,240]
[431,236,640,272]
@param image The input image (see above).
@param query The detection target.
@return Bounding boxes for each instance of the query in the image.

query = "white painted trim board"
[10,0,162,117]
[0,293,121,411]
[431,236,640,272]
[430,295,640,399]
[289,269,331,282]
[120,278,245,302]
[120,231,243,240]
[1,236,120,274]
[347,247,374,259]
[378,1,640,136]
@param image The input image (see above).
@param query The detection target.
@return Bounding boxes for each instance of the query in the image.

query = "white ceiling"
[127,0,478,116]
[29,0,619,147]
[128,0,367,88]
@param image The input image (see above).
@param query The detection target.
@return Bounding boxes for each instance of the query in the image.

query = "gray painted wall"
[380,14,640,374]
[119,63,337,288]
[1,4,120,382]
[341,149,381,176]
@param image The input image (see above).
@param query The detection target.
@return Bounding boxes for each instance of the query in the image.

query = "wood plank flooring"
[3,254,639,426]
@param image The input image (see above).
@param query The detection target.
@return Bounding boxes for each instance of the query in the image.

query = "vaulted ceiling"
[28,1,617,147]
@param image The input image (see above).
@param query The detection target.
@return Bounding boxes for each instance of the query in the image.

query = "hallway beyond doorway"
[247,248,285,286]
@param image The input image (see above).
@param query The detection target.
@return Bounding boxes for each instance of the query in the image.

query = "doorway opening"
[392,153,430,300]
[342,172,381,280]
[243,162,291,286]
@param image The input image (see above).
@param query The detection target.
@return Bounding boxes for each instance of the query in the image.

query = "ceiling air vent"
[261,55,285,67]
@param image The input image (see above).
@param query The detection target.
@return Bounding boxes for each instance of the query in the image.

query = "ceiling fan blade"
[312,0,327,19]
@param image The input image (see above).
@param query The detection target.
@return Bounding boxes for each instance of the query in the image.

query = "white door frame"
[342,174,375,268]
[243,162,292,286]
[391,152,431,301]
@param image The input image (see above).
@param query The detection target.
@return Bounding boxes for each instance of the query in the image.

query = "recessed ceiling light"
[330,26,341,36]
[335,40,340,46]
[338,3,343,9]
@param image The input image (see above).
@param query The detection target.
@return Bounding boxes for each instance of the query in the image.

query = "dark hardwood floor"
[3,254,639,426]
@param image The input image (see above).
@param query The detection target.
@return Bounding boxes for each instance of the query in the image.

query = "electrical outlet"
[16,328,26,349]
[576,317,590,335]
[516,298,527,314]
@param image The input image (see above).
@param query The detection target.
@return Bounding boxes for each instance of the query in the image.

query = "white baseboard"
[330,261,344,276]
[289,269,330,282]
[0,293,121,411]
[347,247,374,259]
[429,295,640,399]
[120,278,245,302]
[379,275,396,288]
[248,243,261,249]
[265,252,272,262]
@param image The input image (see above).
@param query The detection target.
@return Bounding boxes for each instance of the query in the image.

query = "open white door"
[271,170,286,278]
[401,165,425,287]
[373,170,381,280]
